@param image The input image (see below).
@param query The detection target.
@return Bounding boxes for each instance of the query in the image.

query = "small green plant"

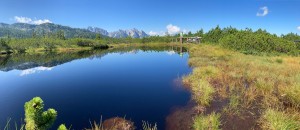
[57,124,68,130]
[275,58,283,64]
[228,94,239,109]
[24,97,57,130]
[193,112,221,130]
[142,121,157,130]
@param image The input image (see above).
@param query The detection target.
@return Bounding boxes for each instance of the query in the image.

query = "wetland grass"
[184,44,300,129]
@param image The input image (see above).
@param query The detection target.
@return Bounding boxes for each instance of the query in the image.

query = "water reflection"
[20,66,53,76]
[166,50,176,56]
[0,46,187,72]
[0,45,189,129]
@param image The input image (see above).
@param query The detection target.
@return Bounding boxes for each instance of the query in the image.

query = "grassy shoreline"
[0,42,185,56]
[183,43,300,129]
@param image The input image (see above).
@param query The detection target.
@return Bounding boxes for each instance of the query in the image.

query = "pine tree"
[24,97,57,130]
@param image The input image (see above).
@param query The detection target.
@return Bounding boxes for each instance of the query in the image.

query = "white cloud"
[297,26,300,31]
[167,24,181,35]
[149,31,165,36]
[257,6,269,17]
[32,19,52,25]
[14,16,52,25]
[14,16,32,23]
[20,66,53,76]
[149,24,182,36]
[149,31,159,36]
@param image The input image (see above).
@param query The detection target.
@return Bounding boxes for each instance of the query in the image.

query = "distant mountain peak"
[0,22,149,39]
[108,28,149,38]
[87,26,109,36]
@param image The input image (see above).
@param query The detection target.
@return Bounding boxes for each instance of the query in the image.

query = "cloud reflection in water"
[20,66,53,76]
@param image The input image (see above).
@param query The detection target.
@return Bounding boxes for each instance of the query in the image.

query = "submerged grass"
[2,118,25,130]
[142,121,157,130]
[183,43,300,129]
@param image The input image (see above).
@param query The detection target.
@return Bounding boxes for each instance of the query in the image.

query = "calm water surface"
[0,47,191,129]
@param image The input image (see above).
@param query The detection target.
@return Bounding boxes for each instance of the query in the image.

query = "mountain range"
[0,23,149,38]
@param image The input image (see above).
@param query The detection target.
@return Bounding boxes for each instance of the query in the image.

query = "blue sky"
[0,0,299,35]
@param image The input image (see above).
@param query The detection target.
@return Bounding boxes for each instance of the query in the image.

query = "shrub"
[75,39,95,47]
[220,31,297,55]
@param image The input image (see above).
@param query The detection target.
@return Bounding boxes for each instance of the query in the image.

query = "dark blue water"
[0,48,191,129]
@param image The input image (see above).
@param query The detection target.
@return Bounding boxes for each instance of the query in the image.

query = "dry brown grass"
[183,44,300,129]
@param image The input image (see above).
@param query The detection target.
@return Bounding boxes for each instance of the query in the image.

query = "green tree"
[204,25,223,43]
[32,30,37,38]
[282,33,300,41]
[56,30,65,40]
[95,34,101,40]
[195,29,204,37]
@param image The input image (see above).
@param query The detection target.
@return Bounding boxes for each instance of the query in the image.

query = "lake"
[0,46,191,130]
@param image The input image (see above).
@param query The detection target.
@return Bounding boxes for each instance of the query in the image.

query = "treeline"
[0,37,108,54]
[181,26,300,55]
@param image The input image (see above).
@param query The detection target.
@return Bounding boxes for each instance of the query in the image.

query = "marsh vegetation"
[183,44,300,130]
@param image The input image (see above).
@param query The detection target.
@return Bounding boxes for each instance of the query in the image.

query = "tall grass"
[85,117,105,130]
[193,112,221,130]
[183,66,218,106]
[261,109,300,130]
[184,44,300,129]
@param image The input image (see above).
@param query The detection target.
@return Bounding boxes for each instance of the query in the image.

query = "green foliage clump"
[74,38,95,47]
[57,124,68,130]
[24,97,57,130]
[282,33,300,49]
[282,32,300,42]
[0,38,10,52]
[219,30,298,55]
[193,112,221,130]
